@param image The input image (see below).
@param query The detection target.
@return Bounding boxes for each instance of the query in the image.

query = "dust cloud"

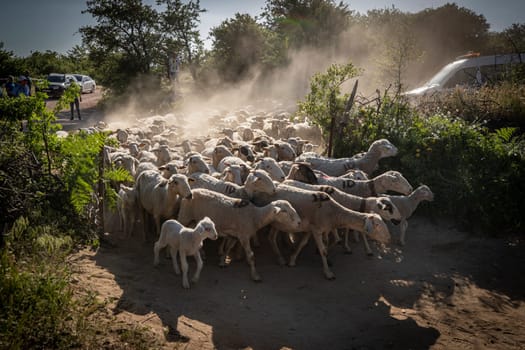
[97,20,449,134]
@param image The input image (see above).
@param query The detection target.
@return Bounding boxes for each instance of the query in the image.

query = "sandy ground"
[69,217,525,350]
[54,91,525,349]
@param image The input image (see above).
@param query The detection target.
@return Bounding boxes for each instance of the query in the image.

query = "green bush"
[335,96,525,233]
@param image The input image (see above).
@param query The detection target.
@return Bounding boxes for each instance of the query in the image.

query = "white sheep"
[153,217,218,289]
[216,156,252,183]
[177,188,301,281]
[185,154,211,175]
[264,141,296,161]
[297,138,398,176]
[117,184,137,237]
[220,164,243,185]
[386,185,434,245]
[254,157,286,182]
[281,179,402,255]
[247,183,390,279]
[188,170,275,200]
[135,170,193,240]
[211,145,234,170]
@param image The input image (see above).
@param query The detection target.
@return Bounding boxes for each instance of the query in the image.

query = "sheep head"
[168,174,193,199]
[364,214,391,244]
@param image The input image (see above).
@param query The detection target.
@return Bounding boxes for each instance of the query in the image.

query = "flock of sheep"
[99,104,434,288]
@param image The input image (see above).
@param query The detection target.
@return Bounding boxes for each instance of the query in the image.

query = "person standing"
[24,71,33,96]
[5,76,16,97]
[69,78,82,120]
[15,76,30,96]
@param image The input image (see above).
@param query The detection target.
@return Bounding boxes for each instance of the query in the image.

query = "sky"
[0,0,524,57]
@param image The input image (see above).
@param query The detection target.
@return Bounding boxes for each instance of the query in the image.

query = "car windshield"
[425,59,468,86]
[47,75,65,83]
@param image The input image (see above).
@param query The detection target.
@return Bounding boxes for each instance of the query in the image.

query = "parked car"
[404,52,525,97]
[72,74,96,93]
[43,73,79,98]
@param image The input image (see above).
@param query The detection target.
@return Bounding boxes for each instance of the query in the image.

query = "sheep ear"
[188,178,195,183]
[273,207,282,214]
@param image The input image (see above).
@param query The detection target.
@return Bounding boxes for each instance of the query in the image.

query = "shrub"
[336,96,525,233]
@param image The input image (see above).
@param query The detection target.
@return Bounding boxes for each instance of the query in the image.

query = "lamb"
[153,217,218,289]
[297,138,398,176]
[386,185,434,245]
[247,183,390,279]
[117,184,137,237]
[135,170,193,240]
[177,188,301,281]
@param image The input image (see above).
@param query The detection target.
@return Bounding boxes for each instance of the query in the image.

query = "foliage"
[299,62,525,233]
[338,95,525,233]
[415,82,525,125]
[297,61,360,155]
[80,0,204,93]
[0,82,161,349]
[210,13,277,82]
[262,0,352,49]
[157,0,206,80]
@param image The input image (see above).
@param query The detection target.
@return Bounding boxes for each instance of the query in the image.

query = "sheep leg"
[361,232,373,256]
[327,229,341,249]
[311,231,335,280]
[238,236,261,282]
[219,237,238,267]
[170,246,181,275]
[191,251,203,284]
[344,230,353,254]
[127,208,136,237]
[252,233,261,248]
[288,233,311,267]
[399,220,408,246]
[268,227,286,266]
[179,250,190,289]
[139,208,147,242]
[153,239,165,266]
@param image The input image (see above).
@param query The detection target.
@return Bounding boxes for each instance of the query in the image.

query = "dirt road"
[58,90,525,349]
[70,216,525,350]
[46,88,105,131]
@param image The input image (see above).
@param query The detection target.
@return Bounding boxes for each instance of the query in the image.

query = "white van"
[405,52,525,96]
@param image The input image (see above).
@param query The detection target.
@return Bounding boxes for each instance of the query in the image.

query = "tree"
[411,4,489,63]
[210,13,275,82]
[262,0,352,49]
[486,23,525,55]
[0,43,24,77]
[364,7,421,93]
[157,0,206,80]
[297,61,360,156]
[79,0,204,93]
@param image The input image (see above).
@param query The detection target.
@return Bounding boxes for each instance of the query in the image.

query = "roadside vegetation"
[1,0,524,348]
